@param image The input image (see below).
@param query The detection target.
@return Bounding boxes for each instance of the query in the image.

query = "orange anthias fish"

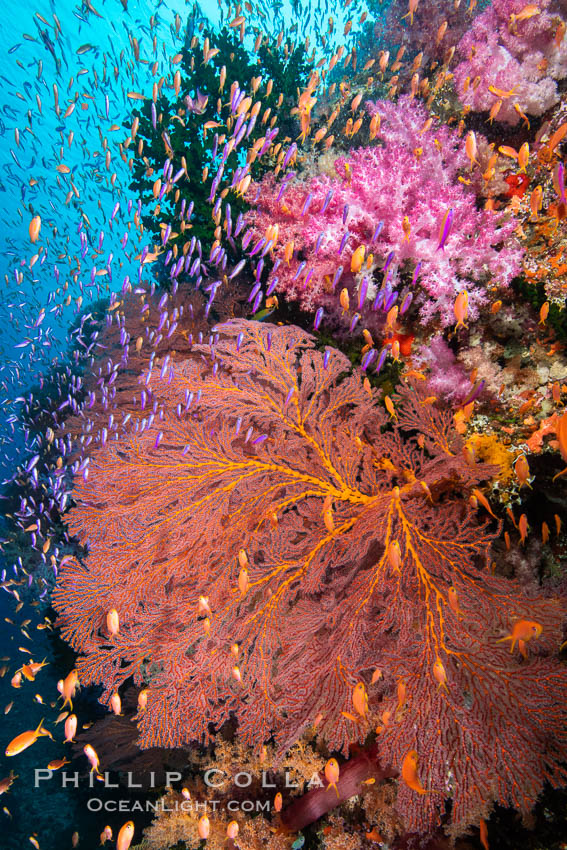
[401,750,427,793]
[387,539,402,573]
[432,657,449,691]
[324,757,340,797]
[497,619,543,653]
[59,669,80,710]
[116,821,135,850]
[47,758,70,770]
[465,130,478,169]
[83,743,101,775]
[20,658,48,681]
[471,488,497,519]
[509,4,540,30]
[0,772,17,795]
[352,681,368,717]
[350,244,366,273]
[29,215,41,243]
[6,719,52,756]
[514,454,531,488]
[402,0,420,25]
[454,290,469,330]
[448,585,461,616]
[552,410,567,480]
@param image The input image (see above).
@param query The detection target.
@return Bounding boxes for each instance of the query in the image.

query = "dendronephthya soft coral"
[244,97,522,336]
[454,0,567,125]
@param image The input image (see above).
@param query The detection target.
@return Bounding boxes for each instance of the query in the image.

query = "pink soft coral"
[454,0,567,124]
[244,97,522,333]
[416,336,473,402]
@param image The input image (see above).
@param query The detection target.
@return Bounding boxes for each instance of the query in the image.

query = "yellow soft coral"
[466,433,515,483]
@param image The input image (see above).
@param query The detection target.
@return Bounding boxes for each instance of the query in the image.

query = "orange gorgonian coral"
[53,319,567,837]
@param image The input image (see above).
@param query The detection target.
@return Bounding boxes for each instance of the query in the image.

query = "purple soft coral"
[453,0,567,124]
[244,97,522,335]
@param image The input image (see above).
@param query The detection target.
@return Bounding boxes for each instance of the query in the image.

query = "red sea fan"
[244,97,522,332]
[52,319,567,837]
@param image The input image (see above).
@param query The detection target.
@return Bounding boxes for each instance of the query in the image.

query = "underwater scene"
[3,0,567,848]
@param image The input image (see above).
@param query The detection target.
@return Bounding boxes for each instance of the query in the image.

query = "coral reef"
[5,3,567,850]
[454,0,567,124]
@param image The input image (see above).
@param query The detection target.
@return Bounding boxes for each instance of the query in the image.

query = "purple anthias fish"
[185,89,209,115]
[437,208,453,251]
[460,380,485,407]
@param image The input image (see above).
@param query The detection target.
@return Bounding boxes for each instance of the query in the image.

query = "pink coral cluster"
[454,0,567,125]
[415,335,473,402]
[244,97,522,335]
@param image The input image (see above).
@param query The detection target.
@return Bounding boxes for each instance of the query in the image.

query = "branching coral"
[454,0,567,124]
[53,319,567,839]
[244,97,521,335]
